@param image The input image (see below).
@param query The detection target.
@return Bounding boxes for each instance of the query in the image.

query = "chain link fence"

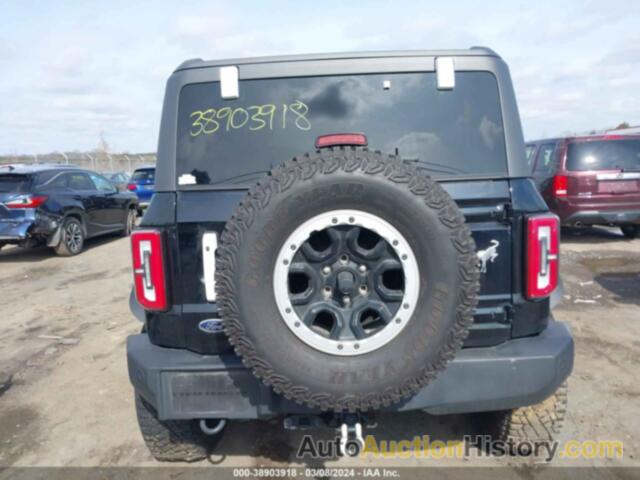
[0,152,157,174]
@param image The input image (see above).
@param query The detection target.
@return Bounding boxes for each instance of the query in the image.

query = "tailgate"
[596,171,640,195]
[0,174,33,224]
[0,200,35,240]
[174,180,517,351]
[0,194,33,223]
[566,138,640,203]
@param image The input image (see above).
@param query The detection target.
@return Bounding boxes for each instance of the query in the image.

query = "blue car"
[127,166,155,209]
[0,164,138,256]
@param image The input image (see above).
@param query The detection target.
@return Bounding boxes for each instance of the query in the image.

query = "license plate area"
[160,371,259,419]
[597,180,639,194]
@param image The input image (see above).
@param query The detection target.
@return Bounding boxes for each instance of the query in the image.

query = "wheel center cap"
[337,270,356,294]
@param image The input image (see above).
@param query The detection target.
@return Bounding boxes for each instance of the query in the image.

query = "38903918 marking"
[189,100,311,137]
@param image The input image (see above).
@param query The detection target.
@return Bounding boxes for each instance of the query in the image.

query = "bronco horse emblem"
[477,239,500,273]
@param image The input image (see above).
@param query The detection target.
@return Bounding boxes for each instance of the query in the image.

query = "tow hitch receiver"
[284,413,371,457]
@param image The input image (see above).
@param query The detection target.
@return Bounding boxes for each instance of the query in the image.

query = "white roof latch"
[435,57,455,90]
[219,66,239,99]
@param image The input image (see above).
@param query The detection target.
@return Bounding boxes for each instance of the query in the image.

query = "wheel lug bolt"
[358,265,367,273]
[322,266,331,275]
[339,255,349,264]
[343,296,351,305]
[323,286,333,296]
[359,285,368,294]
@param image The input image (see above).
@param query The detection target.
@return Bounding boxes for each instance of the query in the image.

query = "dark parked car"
[527,134,640,238]
[126,166,155,208]
[127,49,572,461]
[0,164,138,256]
[104,171,131,191]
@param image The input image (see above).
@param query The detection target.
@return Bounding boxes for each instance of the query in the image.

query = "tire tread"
[216,147,480,411]
[135,395,212,462]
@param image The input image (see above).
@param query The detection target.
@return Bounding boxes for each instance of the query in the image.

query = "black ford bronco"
[126,48,573,461]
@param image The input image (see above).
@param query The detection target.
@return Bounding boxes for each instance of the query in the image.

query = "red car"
[526,134,640,238]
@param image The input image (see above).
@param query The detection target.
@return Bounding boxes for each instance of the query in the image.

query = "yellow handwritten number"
[290,101,311,131]
[189,101,311,136]
[190,109,219,136]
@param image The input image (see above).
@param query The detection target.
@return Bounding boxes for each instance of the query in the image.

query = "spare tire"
[216,147,479,411]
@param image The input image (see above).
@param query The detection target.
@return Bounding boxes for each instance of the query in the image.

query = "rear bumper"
[0,220,33,242]
[127,320,574,420]
[0,214,60,245]
[558,206,640,226]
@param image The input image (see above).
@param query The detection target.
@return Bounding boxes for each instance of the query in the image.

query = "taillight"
[526,214,560,299]
[127,184,137,191]
[315,133,368,149]
[131,230,168,311]
[4,195,48,209]
[553,175,568,198]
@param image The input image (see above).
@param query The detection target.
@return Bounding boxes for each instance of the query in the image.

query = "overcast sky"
[1,0,639,154]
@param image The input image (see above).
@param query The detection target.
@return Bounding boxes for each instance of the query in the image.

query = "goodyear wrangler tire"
[216,147,479,411]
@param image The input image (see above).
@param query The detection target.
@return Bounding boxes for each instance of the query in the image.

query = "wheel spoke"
[324,308,354,340]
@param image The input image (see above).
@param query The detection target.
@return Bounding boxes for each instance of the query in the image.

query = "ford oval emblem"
[198,319,224,334]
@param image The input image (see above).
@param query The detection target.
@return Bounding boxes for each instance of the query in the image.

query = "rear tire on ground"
[476,382,568,453]
[122,207,137,236]
[135,395,224,462]
[621,225,639,239]
[216,147,479,412]
[54,217,85,256]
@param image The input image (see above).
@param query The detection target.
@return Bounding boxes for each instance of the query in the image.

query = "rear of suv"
[0,164,138,256]
[126,166,156,209]
[126,49,573,462]
[527,135,640,238]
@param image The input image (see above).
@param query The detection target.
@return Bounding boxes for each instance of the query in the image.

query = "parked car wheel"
[620,225,639,239]
[122,208,137,236]
[54,217,85,256]
[216,148,480,411]
[135,395,224,462]
[476,382,568,455]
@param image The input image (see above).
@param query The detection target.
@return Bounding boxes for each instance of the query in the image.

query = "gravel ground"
[0,226,638,473]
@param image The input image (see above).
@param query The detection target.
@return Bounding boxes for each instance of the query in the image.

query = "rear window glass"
[567,139,640,171]
[0,174,31,193]
[132,169,155,182]
[176,72,508,186]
